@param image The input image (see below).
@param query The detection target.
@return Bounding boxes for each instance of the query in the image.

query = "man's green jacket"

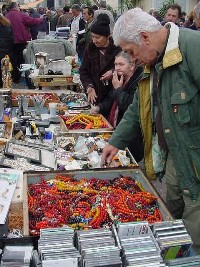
[109,27,200,200]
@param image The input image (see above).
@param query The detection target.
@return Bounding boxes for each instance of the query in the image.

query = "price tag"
[118,222,151,239]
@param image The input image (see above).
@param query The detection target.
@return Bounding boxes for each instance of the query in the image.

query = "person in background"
[57,5,72,27]
[0,13,14,87]
[91,4,98,12]
[113,10,118,21]
[149,8,161,20]
[70,4,82,36]
[161,3,182,25]
[183,10,196,29]
[102,7,200,254]
[79,13,121,105]
[193,3,200,30]
[49,7,63,31]
[91,51,144,162]
[180,11,187,24]
[38,7,45,15]
[6,2,44,83]
[94,1,115,34]
[28,8,40,40]
[76,6,94,62]
[1,4,9,16]
[37,10,49,39]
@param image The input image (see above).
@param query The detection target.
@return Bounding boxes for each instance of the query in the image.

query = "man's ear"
[139,31,150,45]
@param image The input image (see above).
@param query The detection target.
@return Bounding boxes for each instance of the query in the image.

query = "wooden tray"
[61,114,113,133]
[12,92,60,107]
[33,75,78,88]
[23,169,173,236]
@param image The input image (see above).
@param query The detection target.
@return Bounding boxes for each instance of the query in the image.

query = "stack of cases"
[38,227,80,267]
[1,245,33,266]
[153,220,192,261]
[165,255,200,266]
[117,222,166,267]
[76,228,122,267]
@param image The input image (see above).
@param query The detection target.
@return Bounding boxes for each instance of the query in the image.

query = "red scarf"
[108,101,119,128]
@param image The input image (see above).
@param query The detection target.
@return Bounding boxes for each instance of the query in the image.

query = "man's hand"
[112,71,123,89]
[87,87,97,104]
[101,144,119,167]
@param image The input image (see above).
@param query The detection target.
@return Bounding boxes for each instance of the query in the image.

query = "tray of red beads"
[23,169,172,236]
[12,92,60,107]
[60,113,113,132]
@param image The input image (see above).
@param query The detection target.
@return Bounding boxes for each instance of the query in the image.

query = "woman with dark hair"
[0,13,14,87]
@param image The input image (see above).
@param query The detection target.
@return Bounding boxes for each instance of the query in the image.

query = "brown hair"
[0,14,11,26]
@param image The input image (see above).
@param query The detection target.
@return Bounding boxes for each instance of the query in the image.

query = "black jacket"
[0,24,14,60]
[98,65,144,162]
[98,65,143,123]
[79,38,121,104]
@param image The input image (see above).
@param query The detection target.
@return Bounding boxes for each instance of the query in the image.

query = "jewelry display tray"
[0,155,53,172]
[59,93,91,110]
[4,142,41,164]
[61,114,113,133]
[54,131,139,168]
[22,168,173,236]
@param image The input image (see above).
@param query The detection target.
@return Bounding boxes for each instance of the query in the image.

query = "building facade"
[106,0,197,15]
[141,0,197,14]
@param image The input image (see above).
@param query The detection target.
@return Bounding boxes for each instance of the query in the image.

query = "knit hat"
[90,13,110,36]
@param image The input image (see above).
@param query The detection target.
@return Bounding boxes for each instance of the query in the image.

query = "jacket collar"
[162,22,182,69]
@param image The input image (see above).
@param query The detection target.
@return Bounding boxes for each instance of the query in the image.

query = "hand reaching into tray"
[101,144,119,167]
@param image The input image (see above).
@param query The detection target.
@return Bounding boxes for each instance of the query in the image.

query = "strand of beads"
[28,175,162,235]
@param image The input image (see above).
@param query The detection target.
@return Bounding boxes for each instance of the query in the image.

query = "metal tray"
[23,169,172,236]
[54,131,138,168]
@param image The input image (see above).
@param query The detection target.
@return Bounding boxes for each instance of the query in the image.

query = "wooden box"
[34,75,76,88]
[61,114,113,133]
[23,169,172,236]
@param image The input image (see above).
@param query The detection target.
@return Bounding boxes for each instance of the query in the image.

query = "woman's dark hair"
[63,6,70,13]
[9,2,18,10]
[91,4,98,11]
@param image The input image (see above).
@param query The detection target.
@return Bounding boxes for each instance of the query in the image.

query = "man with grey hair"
[102,7,200,254]
[193,3,200,29]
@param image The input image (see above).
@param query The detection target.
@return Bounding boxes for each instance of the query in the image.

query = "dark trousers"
[12,43,27,82]
[165,154,200,255]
